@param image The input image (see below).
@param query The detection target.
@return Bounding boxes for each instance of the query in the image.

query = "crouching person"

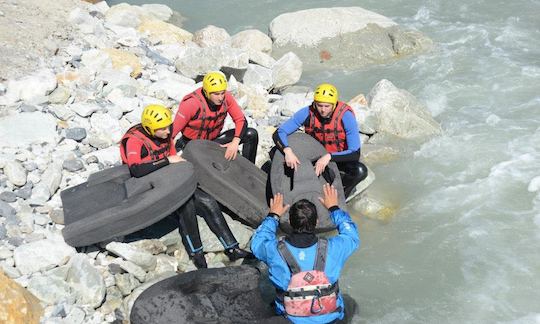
[120,104,252,269]
[251,184,360,323]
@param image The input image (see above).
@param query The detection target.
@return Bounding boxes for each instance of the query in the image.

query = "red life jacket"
[304,101,354,153]
[120,124,173,164]
[277,238,339,317]
[180,88,229,140]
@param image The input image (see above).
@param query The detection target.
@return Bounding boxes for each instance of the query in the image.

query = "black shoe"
[224,247,254,261]
[191,252,207,269]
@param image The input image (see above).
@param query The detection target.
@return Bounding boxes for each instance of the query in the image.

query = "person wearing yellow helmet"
[272,83,368,198]
[172,71,259,163]
[120,104,252,269]
[120,104,184,177]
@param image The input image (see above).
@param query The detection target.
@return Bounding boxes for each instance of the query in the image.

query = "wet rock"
[367,79,442,139]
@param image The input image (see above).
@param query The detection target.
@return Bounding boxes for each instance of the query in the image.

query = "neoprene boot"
[191,251,207,269]
[224,247,254,261]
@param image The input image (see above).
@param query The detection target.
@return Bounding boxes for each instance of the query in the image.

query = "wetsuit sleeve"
[250,216,279,263]
[273,106,310,152]
[172,98,199,139]
[328,208,360,261]
[124,138,170,178]
[330,110,361,163]
[225,93,247,138]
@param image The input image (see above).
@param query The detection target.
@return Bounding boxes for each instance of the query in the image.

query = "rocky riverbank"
[0,1,440,323]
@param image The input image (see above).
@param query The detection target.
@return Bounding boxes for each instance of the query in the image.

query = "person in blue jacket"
[251,184,360,323]
[273,83,367,198]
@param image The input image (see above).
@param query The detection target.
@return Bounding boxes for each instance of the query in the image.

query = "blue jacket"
[251,208,360,324]
[276,106,361,159]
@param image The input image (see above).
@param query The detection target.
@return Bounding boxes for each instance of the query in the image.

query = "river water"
[109,0,540,322]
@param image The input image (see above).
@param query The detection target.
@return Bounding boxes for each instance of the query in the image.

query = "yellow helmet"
[141,104,173,136]
[314,83,339,107]
[202,71,227,96]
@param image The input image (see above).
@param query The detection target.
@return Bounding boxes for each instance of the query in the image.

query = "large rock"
[270,7,432,70]
[231,29,273,54]
[66,254,106,308]
[0,271,43,324]
[138,19,193,45]
[13,238,76,275]
[367,79,442,139]
[271,52,302,90]
[0,112,58,148]
[103,48,143,78]
[193,25,231,48]
[0,69,57,105]
[270,7,396,47]
[174,45,249,80]
[141,4,173,21]
[104,3,143,28]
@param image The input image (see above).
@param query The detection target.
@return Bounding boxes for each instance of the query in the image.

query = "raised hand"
[318,183,338,209]
[269,193,290,218]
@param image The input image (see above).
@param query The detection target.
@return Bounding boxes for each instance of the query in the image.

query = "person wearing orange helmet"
[273,83,367,198]
[121,105,252,269]
[172,71,259,163]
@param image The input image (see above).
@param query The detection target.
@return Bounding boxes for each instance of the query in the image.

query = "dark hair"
[289,199,318,233]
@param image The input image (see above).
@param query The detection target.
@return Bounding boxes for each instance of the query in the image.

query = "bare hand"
[318,183,338,209]
[269,193,290,217]
[284,147,300,171]
[220,139,240,161]
[314,153,331,176]
[167,155,186,163]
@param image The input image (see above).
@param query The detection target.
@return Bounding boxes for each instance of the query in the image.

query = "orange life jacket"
[304,101,354,153]
[120,125,172,164]
[180,88,229,140]
[277,238,339,317]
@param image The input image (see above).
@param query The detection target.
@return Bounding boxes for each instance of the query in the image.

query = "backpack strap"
[277,239,302,274]
[314,238,328,272]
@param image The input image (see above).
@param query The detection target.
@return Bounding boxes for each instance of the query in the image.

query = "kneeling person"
[172,71,259,163]
[121,105,251,269]
[251,184,360,323]
[274,83,368,197]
